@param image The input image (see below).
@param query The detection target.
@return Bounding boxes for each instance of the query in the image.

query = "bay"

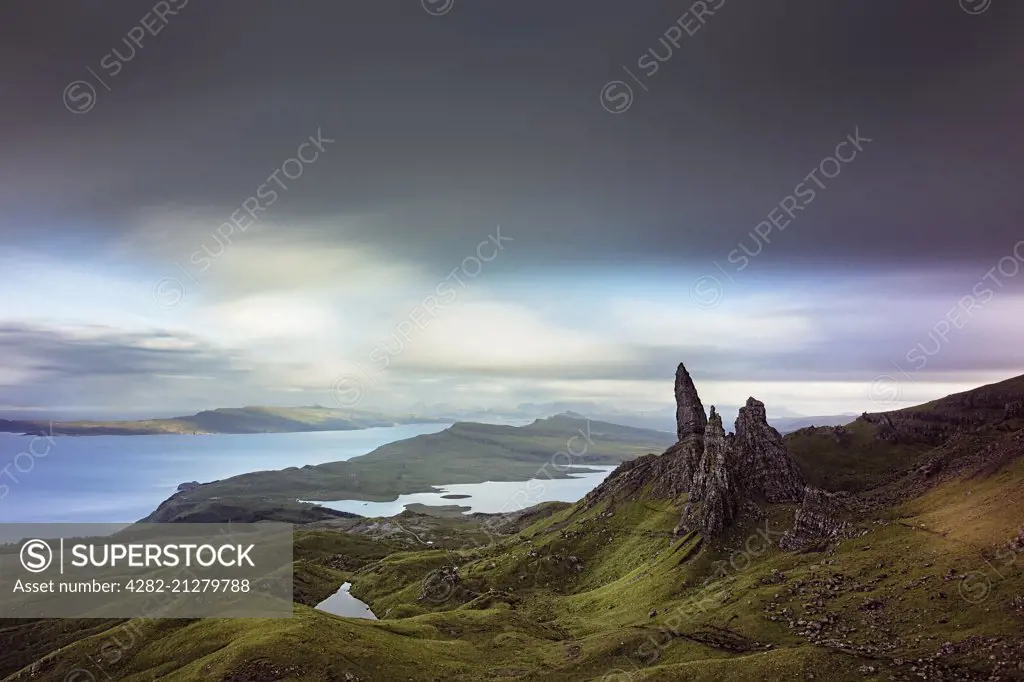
[0,424,452,524]
[306,466,617,517]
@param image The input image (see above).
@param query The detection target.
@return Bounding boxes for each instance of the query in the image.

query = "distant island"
[0,405,451,437]
[143,414,677,523]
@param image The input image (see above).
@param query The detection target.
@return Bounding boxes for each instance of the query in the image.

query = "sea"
[0,424,616,524]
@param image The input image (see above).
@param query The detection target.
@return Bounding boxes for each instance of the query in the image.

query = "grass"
[784,419,931,492]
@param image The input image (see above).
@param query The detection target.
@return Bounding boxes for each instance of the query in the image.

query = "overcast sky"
[1,0,1022,418]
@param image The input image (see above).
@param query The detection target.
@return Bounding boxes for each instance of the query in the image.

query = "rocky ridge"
[859,378,1024,446]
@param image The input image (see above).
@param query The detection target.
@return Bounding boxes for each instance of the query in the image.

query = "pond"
[314,582,377,620]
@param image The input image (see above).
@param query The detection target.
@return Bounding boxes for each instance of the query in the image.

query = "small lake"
[315,582,377,619]
[0,423,452,523]
[306,466,617,517]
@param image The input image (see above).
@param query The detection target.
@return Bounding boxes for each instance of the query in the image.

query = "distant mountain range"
[0,403,852,437]
[0,405,450,436]
[436,404,857,435]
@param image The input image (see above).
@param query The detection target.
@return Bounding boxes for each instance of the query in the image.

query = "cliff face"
[581,440,699,508]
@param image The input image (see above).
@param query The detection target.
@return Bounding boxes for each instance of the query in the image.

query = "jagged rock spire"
[679,397,807,538]
[675,363,708,442]
[680,405,737,536]
[592,364,809,541]
[732,397,805,503]
[581,363,708,507]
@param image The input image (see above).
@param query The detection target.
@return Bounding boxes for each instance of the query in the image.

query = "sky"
[1,0,1022,419]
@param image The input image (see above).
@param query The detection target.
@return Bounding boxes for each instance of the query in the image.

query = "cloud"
[392,301,636,372]
[1,0,1022,416]
[0,323,255,413]
[609,296,820,352]
[2,1,1022,271]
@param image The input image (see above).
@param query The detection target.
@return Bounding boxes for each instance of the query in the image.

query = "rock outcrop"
[588,362,810,539]
[779,487,851,551]
[1010,527,1024,553]
[675,363,707,441]
[732,398,805,503]
[581,435,708,508]
[592,368,1024,552]
[588,364,708,506]
[682,407,737,535]
[420,565,460,603]
[670,363,710,492]
[582,449,684,507]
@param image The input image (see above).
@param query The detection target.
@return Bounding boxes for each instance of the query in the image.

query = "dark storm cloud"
[0,0,1021,271]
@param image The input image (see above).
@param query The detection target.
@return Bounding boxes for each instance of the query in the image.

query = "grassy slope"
[353,455,1024,680]
[784,419,931,492]
[785,373,1024,493]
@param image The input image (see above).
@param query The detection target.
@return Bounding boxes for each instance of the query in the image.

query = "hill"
[2,368,1023,681]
